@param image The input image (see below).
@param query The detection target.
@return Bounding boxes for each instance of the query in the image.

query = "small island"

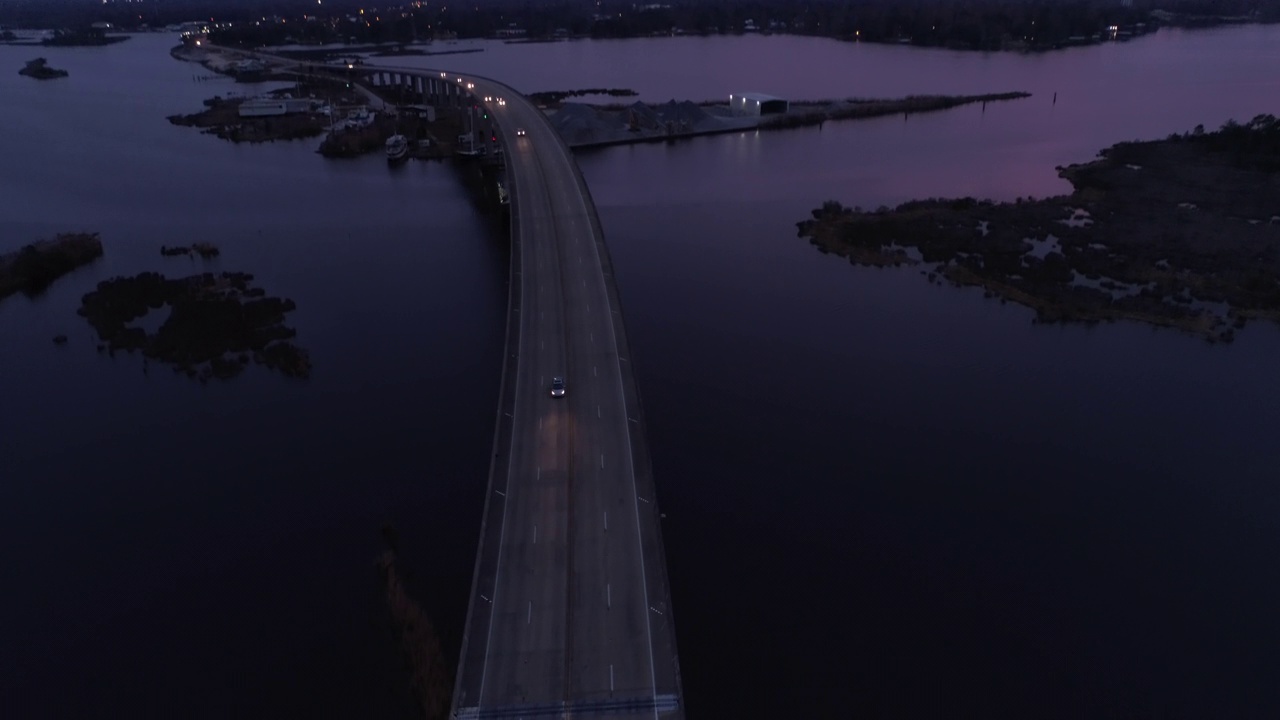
[0,233,103,301]
[160,242,220,258]
[798,115,1280,343]
[78,271,310,381]
[18,58,68,80]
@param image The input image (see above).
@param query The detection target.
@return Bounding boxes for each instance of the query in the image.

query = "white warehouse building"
[729,92,789,116]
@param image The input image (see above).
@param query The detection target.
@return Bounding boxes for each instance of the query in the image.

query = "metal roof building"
[729,92,789,116]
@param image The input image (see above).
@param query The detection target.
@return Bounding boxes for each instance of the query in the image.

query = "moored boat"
[385,134,408,162]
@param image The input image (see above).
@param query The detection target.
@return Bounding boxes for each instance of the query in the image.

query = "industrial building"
[729,92,789,116]
[238,98,314,118]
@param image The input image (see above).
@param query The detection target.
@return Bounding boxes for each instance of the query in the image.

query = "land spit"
[798,116,1280,343]
[0,233,102,301]
[549,92,1030,148]
[770,91,1031,129]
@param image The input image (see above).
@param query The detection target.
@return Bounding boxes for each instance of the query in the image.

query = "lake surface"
[3,28,1280,718]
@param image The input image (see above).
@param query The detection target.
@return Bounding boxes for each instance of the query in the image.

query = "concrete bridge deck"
[446,68,684,719]
[234,50,687,717]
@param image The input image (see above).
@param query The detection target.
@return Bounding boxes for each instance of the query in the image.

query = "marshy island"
[798,115,1280,343]
[78,271,310,381]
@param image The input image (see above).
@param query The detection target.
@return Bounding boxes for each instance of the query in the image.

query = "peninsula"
[798,116,1280,342]
[549,92,1030,148]
[0,233,102,301]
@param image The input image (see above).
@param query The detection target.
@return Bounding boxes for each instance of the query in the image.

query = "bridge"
[443,71,685,719]
[232,51,686,717]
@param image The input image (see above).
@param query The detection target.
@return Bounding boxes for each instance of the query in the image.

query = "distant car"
[550,377,566,398]
[516,127,526,137]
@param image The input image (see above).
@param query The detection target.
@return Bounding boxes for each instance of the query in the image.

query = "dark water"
[1,36,506,718]
[3,29,1280,718]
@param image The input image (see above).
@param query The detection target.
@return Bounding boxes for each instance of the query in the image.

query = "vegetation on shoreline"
[797,116,1280,343]
[0,233,102,301]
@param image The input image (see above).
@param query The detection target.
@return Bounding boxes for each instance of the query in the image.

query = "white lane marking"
[597,405,601,418]
[638,496,649,503]
[594,366,598,377]
[539,417,542,429]
[540,340,544,349]
[527,601,532,625]
[495,490,505,497]
[590,332,593,343]
[536,467,540,480]
[480,594,490,603]
[604,512,608,531]
[600,454,604,469]
[540,311,543,320]
[505,412,512,417]
[650,606,664,616]
[607,583,612,609]
[628,417,638,423]
[533,525,537,544]
[586,303,590,313]
[610,664,615,692]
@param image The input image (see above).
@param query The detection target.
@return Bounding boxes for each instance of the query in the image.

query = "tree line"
[6,0,1279,53]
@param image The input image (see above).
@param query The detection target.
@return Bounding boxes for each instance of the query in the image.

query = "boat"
[385,134,408,162]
